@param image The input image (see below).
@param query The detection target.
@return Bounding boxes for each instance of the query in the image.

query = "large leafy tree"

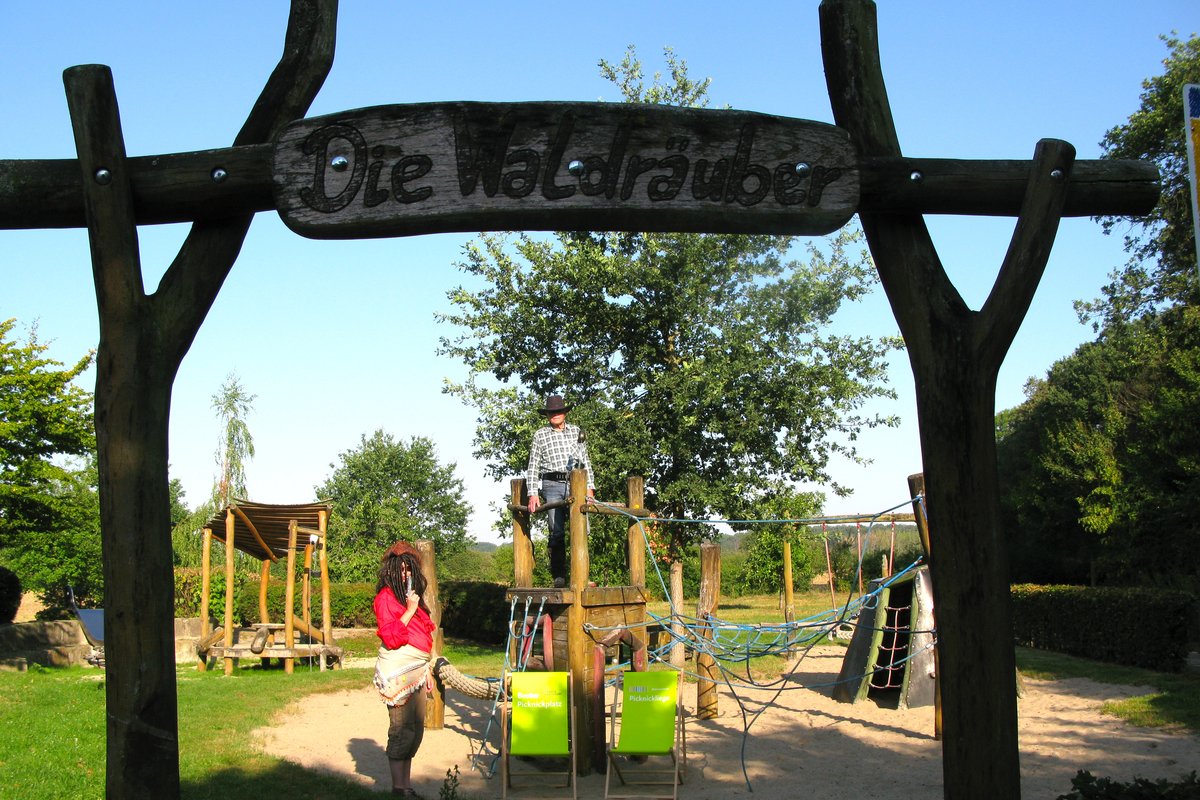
[316,430,471,581]
[997,307,1200,590]
[438,50,900,595]
[998,34,1200,591]
[5,458,104,607]
[0,318,95,565]
[1081,33,1200,328]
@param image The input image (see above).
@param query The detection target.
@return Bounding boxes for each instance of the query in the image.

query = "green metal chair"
[604,669,686,800]
[501,670,576,800]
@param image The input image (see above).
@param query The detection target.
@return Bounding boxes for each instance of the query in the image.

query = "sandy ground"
[255,646,1200,798]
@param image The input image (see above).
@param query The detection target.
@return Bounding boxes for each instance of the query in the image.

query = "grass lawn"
[2,592,1196,799]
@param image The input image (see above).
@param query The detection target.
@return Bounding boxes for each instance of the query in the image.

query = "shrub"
[0,566,21,624]
[1056,770,1200,799]
[1012,584,1193,672]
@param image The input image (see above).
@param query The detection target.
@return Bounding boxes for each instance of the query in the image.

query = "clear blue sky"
[2,2,1194,542]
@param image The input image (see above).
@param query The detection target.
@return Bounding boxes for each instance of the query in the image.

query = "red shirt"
[373,588,435,652]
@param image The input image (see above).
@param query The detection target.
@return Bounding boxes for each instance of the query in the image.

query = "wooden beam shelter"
[196,500,342,674]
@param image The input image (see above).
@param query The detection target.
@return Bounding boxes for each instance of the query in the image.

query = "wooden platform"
[201,623,343,670]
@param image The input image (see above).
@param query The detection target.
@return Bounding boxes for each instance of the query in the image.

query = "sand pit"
[256,647,1200,798]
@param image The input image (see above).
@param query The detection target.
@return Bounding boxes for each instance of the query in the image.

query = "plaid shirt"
[526,422,594,496]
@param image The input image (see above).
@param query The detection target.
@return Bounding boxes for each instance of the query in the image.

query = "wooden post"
[823,522,837,611]
[223,508,236,676]
[258,559,271,625]
[258,559,271,668]
[416,540,445,729]
[567,467,594,774]
[626,475,646,588]
[511,478,533,588]
[908,472,941,741]
[856,522,864,594]
[569,468,590,591]
[198,527,212,672]
[302,537,313,646]
[319,508,333,669]
[908,472,932,561]
[696,542,721,719]
[284,519,298,674]
[782,537,795,625]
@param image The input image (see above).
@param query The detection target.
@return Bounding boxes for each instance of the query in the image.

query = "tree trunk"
[820,3,1077,796]
[95,331,180,797]
[668,558,685,669]
[907,336,1018,797]
[60,4,337,797]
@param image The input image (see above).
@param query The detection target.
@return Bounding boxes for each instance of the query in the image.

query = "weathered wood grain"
[0,146,1156,231]
[272,101,860,238]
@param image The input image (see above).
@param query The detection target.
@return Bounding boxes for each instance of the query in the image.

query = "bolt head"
[567,159,585,176]
[909,170,924,183]
[94,168,112,185]
[794,162,811,177]
[211,167,228,183]
[330,155,350,172]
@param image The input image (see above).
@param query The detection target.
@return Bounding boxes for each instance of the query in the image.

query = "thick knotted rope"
[433,656,497,700]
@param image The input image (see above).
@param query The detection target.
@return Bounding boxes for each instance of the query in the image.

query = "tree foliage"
[316,430,472,581]
[0,319,101,602]
[998,307,1200,590]
[998,36,1200,592]
[438,50,900,573]
[1081,33,1200,329]
[211,372,256,508]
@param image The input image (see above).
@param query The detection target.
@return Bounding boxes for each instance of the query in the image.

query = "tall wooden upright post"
[198,527,212,672]
[417,539,445,729]
[284,519,298,674]
[782,538,796,625]
[567,467,594,774]
[908,472,941,740]
[223,508,236,676]
[696,542,722,718]
[626,475,646,588]
[319,508,332,669]
[512,478,533,588]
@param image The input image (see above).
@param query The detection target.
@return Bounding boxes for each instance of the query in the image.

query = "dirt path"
[255,646,1200,797]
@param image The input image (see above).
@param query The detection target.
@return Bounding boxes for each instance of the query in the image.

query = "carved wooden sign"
[272,102,859,238]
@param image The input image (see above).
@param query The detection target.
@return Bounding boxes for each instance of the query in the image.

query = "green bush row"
[173,569,511,643]
[1057,769,1200,799]
[1011,584,1194,672]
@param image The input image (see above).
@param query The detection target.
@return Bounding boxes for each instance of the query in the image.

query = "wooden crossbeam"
[0,150,1157,231]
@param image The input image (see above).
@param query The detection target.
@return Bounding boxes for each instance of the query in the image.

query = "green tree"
[5,457,104,608]
[998,33,1200,592]
[438,50,900,598]
[0,318,96,597]
[1082,33,1200,328]
[997,307,1200,591]
[316,430,472,581]
[211,372,256,508]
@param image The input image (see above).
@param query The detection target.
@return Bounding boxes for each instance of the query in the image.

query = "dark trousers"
[386,688,427,760]
[542,479,568,581]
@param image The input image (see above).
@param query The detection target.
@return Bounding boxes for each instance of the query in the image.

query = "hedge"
[1011,584,1194,672]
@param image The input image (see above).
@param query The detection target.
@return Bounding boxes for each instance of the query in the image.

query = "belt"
[541,471,569,482]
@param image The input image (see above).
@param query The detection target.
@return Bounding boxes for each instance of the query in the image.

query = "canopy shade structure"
[203,500,332,562]
[198,499,340,674]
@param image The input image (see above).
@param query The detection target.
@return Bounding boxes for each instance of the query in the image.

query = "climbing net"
[583,496,937,790]
[586,496,934,684]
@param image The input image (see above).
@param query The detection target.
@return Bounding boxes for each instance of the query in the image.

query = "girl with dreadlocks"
[373,541,436,798]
